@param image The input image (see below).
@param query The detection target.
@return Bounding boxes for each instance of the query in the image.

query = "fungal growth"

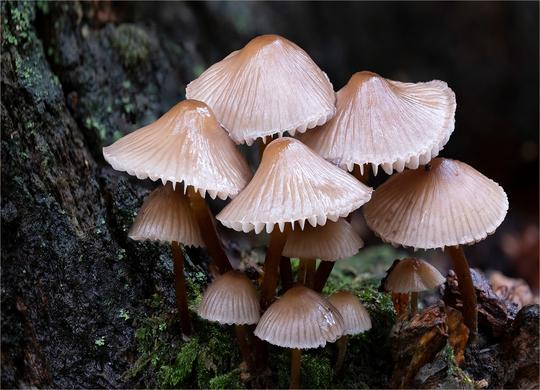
[364,158,508,335]
[129,183,204,335]
[300,71,456,178]
[254,285,344,388]
[186,35,336,145]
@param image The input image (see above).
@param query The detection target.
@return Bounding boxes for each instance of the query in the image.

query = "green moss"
[158,338,200,387]
[302,355,333,389]
[111,24,152,68]
[2,1,34,48]
[208,369,244,389]
[85,117,108,140]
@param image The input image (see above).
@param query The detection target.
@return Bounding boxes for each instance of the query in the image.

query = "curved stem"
[171,241,192,335]
[187,187,232,274]
[290,348,301,389]
[235,324,254,372]
[313,261,335,293]
[335,335,348,374]
[280,256,293,292]
[410,292,418,316]
[260,226,290,310]
[447,245,478,336]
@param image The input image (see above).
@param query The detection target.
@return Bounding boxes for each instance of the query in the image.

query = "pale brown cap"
[328,291,372,335]
[103,100,252,200]
[186,35,336,145]
[128,183,204,247]
[283,219,364,261]
[216,137,372,234]
[197,270,260,325]
[254,285,344,349]
[300,71,456,175]
[364,158,508,249]
[383,258,445,293]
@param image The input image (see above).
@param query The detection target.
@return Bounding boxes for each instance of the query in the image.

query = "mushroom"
[103,99,253,274]
[300,71,456,181]
[217,137,372,309]
[364,158,508,335]
[383,258,445,316]
[254,285,344,388]
[198,270,260,371]
[186,35,336,146]
[129,183,204,335]
[282,219,364,289]
[328,291,372,373]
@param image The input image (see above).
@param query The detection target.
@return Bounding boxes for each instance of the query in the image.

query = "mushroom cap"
[102,100,252,200]
[282,219,364,261]
[254,285,344,349]
[185,34,336,145]
[197,270,260,325]
[363,158,508,250]
[216,137,373,234]
[128,183,204,247]
[300,71,456,175]
[383,258,445,293]
[328,291,372,335]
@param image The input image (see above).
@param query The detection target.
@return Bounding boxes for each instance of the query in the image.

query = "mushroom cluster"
[104,33,507,387]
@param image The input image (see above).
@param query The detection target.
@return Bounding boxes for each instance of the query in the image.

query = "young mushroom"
[186,34,336,146]
[217,137,372,310]
[103,99,253,275]
[300,71,456,181]
[364,158,508,336]
[328,291,372,373]
[282,219,364,289]
[383,258,445,316]
[129,183,203,335]
[198,270,260,371]
[254,285,344,388]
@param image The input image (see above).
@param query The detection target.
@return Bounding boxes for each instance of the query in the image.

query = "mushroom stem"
[280,256,293,292]
[447,245,478,336]
[290,348,301,389]
[302,258,316,288]
[171,241,192,335]
[298,258,307,284]
[235,324,254,372]
[313,261,335,292]
[391,292,409,317]
[260,225,291,309]
[334,335,348,374]
[352,164,370,184]
[410,292,418,316]
[186,187,232,274]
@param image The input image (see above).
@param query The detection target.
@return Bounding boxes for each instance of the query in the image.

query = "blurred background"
[119,1,539,290]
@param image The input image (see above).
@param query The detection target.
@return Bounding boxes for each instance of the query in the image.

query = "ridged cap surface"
[384,258,445,293]
[328,291,372,335]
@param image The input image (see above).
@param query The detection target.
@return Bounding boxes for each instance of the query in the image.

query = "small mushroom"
[198,270,260,371]
[217,137,372,309]
[254,285,344,388]
[328,291,372,373]
[383,258,445,316]
[283,219,364,289]
[129,183,203,335]
[186,35,336,146]
[300,71,456,180]
[103,100,253,275]
[364,158,508,336]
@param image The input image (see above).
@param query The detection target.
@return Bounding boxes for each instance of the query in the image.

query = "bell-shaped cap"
[300,71,456,175]
[383,258,445,293]
[197,270,260,325]
[364,158,508,250]
[283,219,363,261]
[217,137,372,234]
[129,183,204,247]
[186,35,336,145]
[254,285,344,349]
[103,100,252,200]
[328,291,372,335]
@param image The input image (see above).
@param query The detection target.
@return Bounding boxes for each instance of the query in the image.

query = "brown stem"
[305,258,316,288]
[187,186,232,274]
[391,292,409,318]
[335,335,348,374]
[313,261,335,293]
[352,164,370,184]
[410,292,418,316]
[171,241,192,335]
[290,348,301,389]
[298,259,307,285]
[235,324,254,372]
[280,256,293,292]
[260,226,290,310]
[447,245,478,336]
